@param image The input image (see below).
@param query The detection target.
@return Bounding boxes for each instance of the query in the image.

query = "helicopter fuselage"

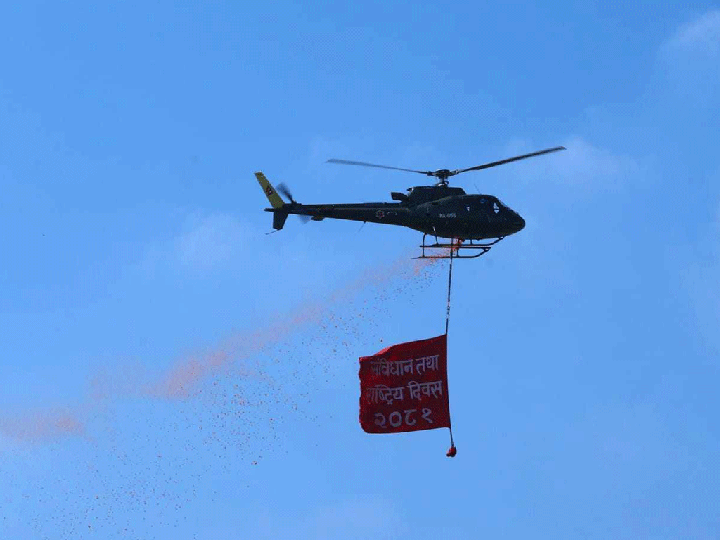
[267,188,525,241]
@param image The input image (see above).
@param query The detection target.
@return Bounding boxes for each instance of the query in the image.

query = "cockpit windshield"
[495,198,511,212]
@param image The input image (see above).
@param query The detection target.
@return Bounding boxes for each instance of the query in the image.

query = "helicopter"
[255,146,565,259]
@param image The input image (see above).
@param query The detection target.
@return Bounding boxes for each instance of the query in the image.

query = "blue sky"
[1,2,719,538]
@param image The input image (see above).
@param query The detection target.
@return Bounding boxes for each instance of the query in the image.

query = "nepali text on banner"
[359,334,450,434]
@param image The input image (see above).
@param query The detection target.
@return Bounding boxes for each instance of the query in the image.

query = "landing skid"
[414,235,505,259]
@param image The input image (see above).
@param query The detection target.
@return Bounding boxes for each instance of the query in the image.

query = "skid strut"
[415,234,505,259]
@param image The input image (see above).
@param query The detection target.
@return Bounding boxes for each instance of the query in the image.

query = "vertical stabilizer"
[255,172,285,209]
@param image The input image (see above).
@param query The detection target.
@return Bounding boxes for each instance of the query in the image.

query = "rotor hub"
[431,169,453,185]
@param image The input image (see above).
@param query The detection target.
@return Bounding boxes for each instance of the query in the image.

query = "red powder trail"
[153,253,443,398]
[0,407,86,443]
[0,253,446,443]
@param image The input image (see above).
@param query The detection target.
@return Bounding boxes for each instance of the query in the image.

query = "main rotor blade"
[453,146,566,175]
[326,159,430,175]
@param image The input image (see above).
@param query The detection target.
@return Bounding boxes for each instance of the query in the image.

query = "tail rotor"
[277,182,310,223]
[276,182,296,204]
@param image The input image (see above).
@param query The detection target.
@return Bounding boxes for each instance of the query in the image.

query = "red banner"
[359,334,450,434]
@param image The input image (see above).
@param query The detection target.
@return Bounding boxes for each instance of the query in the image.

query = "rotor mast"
[430,169,452,186]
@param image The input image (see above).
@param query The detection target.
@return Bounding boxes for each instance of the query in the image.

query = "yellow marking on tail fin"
[255,172,285,209]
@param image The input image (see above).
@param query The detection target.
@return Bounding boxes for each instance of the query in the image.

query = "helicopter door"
[478,198,491,224]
